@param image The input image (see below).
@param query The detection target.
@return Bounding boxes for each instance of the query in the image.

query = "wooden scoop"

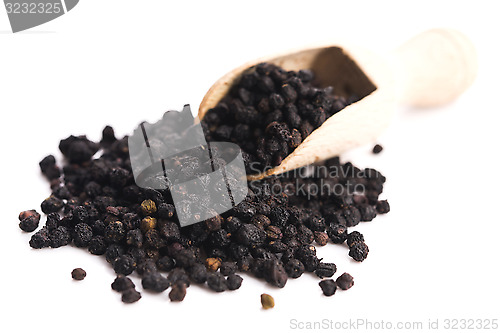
[197,29,477,180]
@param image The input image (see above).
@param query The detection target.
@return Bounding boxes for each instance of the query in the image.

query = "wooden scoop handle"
[393,28,477,107]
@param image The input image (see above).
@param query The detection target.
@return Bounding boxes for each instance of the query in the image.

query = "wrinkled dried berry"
[73,223,93,247]
[326,224,348,244]
[19,214,40,232]
[336,272,354,290]
[220,261,237,276]
[88,236,107,255]
[372,144,383,154]
[50,226,71,248]
[29,227,51,249]
[349,242,369,262]
[169,282,187,301]
[319,279,337,296]
[346,231,364,248]
[188,263,208,284]
[41,196,64,214]
[111,275,135,292]
[71,268,86,281]
[122,289,141,303]
[207,272,228,292]
[315,262,337,278]
[226,274,243,290]
[168,268,190,287]
[236,224,266,246]
[376,200,390,214]
[285,259,305,278]
[113,254,136,275]
[142,272,170,292]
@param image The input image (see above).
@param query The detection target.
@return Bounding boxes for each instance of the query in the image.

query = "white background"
[1,1,499,332]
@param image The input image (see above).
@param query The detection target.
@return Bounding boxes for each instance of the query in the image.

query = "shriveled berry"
[358,204,377,222]
[168,268,191,287]
[169,282,187,301]
[319,279,337,296]
[142,272,170,292]
[71,268,86,281]
[376,200,390,214]
[29,227,51,249]
[73,223,93,247]
[346,231,364,248]
[336,273,354,290]
[188,263,208,284]
[111,275,135,292]
[206,272,228,292]
[88,236,107,255]
[122,289,141,303]
[41,196,64,214]
[315,262,337,278]
[136,259,158,276]
[126,229,143,248]
[104,221,125,243]
[349,242,369,262]
[226,274,243,290]
[220,261,237,276]
[157,256,175,272]
[326,224,348,244]
[372,144,383,154]
[113,254,136,275]
[19,215,40,232]
[285,259,305,278]
[314,231,329,246]
[235,224,266,246]
[50,226,71,248]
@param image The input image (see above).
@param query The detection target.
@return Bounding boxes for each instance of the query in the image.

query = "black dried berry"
[326,224,348,244]
[220,261,237,276]
[188,263,208,284]
[71,268,86,281]
[73,223,93,247]
[376,200,390,214]
[206,272,228,292]
[113,254,136,275]
[349,242,369,262]
[169,282,187,302]
[226,274,243,290]
[104,221,125,243]
[41,196,64,214]
[88,236,107,255]
[285,259,305,278]
[142,272,170,292]
[19,214,40,232]
[111,275,135,292]
[315,262,337,278]
[157,256,175,272]
[346,231,364,248]
[49,226,71,248]
[122,289,141,303]
[235,224,266,246]
[336,273,354,290]
[319,279,337,296]
[372,144,383,154]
